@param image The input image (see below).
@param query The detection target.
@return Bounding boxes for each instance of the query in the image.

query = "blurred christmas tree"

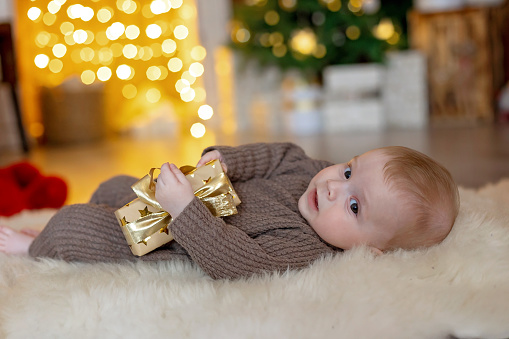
[230,0,413,77]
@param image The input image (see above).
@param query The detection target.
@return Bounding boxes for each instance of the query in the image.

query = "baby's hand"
[155,163,194,217]
[196,150,227,173]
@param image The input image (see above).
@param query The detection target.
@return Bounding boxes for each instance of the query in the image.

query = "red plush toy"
[0,162,68,216]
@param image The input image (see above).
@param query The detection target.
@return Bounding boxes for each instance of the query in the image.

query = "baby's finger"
[169,163,188,184]
[160,162,181,185]
[157,162,171,184]
[196,156,210,168]
[196,150,219,168]
[160,162,171,173]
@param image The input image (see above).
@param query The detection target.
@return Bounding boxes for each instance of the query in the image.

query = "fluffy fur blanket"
[0,180,508,339]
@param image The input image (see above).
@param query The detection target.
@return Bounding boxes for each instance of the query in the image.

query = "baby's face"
[298,149,405,252]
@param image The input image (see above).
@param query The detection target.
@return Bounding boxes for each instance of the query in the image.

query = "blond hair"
[379,146,460,250]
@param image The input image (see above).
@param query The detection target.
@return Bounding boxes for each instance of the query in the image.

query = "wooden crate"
[409,3,509,124]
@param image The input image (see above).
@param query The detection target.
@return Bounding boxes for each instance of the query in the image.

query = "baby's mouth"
[309,188,319,211]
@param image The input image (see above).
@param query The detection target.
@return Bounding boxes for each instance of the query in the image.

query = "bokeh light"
[52,44,67,58]
[81,69,96,84]
[174,25,189,40]
[150,0,170,15]
[373,18,395,40]
[190,122,206,138]
[36,31,51,47]
[106,22,125,40]
[73,29,88,44]
[122,84,137,99]
[49,59,63,73]
[43,13,57,26]
[264,10,279,26]
[175,79,190,93]
[191,45,206,60]
[172,0,184,9]
[27,7,42,21]
[98,48,114,64]
[162,39,177,54]
[116,64,132,80]
[146,88,161,103]
[235,28,250,43]
[146,24,162,39]
[34,54,50,68]
[97,66,112,81]
[346,25,361,40]
[198,105,213,120]
[180,87,195,102]
[189,62,204,77]
[125,25,140,39]
[97,7,113,23]
[168,57,183,72]
[123,44,138,59]
[182,71,196,84]
[19,0,212,139]
[146,65,162,80]
[60,21,74,35]
[290,28,317,55]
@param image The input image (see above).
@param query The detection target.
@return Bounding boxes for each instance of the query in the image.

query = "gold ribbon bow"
[122,160,239,245]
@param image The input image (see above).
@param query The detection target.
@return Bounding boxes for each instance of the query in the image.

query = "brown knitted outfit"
[29,143,339,279]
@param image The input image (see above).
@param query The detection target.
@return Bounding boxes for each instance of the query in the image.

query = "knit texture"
[29,143,338,279]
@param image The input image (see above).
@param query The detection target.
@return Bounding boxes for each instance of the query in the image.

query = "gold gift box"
[115,159,240,256]
[115,199,173,256]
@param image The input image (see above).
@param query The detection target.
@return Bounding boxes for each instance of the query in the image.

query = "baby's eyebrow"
[349,155,360,166]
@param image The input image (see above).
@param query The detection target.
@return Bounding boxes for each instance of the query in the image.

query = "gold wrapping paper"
[115,159,240,256]
[115,199,173,256]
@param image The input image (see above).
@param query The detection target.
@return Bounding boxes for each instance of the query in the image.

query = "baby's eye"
[349,198,358,214]
[344,166,351,179]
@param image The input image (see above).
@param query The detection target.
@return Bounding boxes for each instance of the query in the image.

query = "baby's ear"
[368,246,383,256]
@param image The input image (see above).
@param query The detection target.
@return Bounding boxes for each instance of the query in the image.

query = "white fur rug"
[1,180,509,339]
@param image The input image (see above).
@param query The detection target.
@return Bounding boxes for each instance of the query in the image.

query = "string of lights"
[18,0,213,139]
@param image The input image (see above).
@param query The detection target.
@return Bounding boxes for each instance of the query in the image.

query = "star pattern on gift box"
[159,226,169,235]
[120,216,129,226]
[202,177,211,185]
[139,206,152,217]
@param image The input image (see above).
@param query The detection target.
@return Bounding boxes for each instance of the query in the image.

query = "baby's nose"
[327,180,343,200]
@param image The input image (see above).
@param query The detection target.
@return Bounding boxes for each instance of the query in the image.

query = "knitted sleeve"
[202,142,312,183]
[168,197,332,280]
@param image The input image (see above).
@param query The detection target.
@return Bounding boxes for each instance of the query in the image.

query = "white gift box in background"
[235,50,429,135]
[282,71,323,136]
[323,63,384,95]
[234,60,284,135]
[383,50,428,129]
[322,50,428,132]
[322,63,385,132]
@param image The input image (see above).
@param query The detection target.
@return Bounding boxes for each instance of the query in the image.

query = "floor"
[1,123,509,205]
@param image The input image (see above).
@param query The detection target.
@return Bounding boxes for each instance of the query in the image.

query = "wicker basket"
[41,79,105,144]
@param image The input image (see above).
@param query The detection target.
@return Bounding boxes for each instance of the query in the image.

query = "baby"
[0,143,459,279]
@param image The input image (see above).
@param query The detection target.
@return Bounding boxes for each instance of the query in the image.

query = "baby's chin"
[297,192,308,218]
